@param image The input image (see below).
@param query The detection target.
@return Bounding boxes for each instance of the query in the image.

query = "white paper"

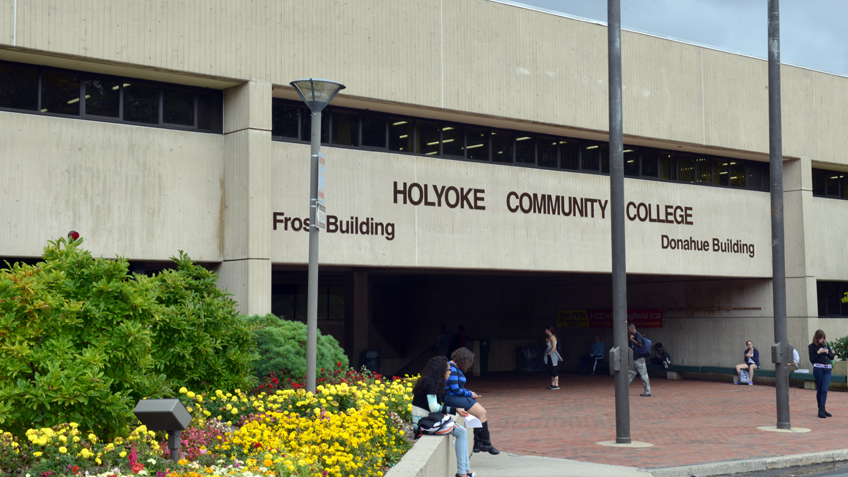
[463,414,482,428]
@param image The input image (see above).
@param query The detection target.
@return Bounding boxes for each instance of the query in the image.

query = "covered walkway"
[472,372,846,470]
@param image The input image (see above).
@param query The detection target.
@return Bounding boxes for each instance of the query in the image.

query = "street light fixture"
[290,78,345,393]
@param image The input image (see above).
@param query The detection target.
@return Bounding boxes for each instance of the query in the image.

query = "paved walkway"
[469,372,846,472]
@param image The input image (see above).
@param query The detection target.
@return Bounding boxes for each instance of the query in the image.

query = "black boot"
[824,406,833,417]
[479,421,500,455]
[818,405,827,418]
[472,428,482,453]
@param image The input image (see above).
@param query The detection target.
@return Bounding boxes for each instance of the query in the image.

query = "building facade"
[2,0,848,374]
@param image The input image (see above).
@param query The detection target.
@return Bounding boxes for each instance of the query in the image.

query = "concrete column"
[218,80,272,316]
[345,270,369,369]
[783,156,817,348]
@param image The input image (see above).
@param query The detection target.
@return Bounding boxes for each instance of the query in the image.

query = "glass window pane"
[538,137,557,168]
[812,169,827,196]
[163,88,194,126]
[581,143,601,171]
[328,286,345,320]
[826,282,840,316]
[623,148,640,177]
[465,127,489,161]
[84,76,120,118]
[123,82,159,124]
[0,63,38,111]
[600,144,610,174]
[515,135,535,165]
[417,121,439,156]
[442,124,465,157]
[746,162,763,190]
[361,113,386,148]
[826,171,842,197]
[560,140,579,170]
[840,175,848,199]
[842,284,848,317]
[272,102,299,138]
[41,70,80,116]
[491,130,514,163]
[717,161,730,186]
[332,109,358,146]
[301,109,329,143]
[197,92,223,132]
[659,152,675,180]
[296,285,328,321]
[677,154,695,183]
[641,150,659,177]
[817,282,827,317]
[729,161,746,187]
[271,284,296,320]
[388,118,413,153]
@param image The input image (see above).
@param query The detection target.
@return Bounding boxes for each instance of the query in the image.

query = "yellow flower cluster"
[23,422,159,467]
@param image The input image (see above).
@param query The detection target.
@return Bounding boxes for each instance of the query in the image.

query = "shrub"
[0,238,169,438]
[149,252,258,392]
[246,314,348,381]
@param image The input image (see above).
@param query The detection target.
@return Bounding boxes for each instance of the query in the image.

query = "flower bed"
[0,368,415,477]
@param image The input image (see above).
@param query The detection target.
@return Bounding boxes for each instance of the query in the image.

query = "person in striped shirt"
[444,347,500,455]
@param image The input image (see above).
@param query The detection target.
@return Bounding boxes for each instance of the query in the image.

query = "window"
[641,150,659,177]
[677,154,695,183]
[729,161,746,188]
[465,127,489,161]
[301,110,329,143]
[826,172,844,198]
[812,169,827,196]
[659,153,675,180]
[272,283,344,321]
[442,124,465,157]
[331,109,358,146]
[272,102,299,138]
[560,141,579,170]
[582,143,601,172]
[623,148,640,177]
[491,130,514,164]
[0,60,223,132]
[361,113,386,148]
[515,135,535,165]
[600,144,610,174]
[389,118,413,152]
[817,281,848,317]
[538,137,557,168]
[417,121,440,156]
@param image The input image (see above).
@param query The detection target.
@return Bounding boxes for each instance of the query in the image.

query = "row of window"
[271,284,345,321]
[812,169,848,199]
[273,99,770,191]
[0,60,223,133]
[817,281,848,317]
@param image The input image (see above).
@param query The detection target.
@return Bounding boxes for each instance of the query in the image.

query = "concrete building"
[2,0,847,375]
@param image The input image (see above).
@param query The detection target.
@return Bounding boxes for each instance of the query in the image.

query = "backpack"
[416,412,455,436]
[639,336,652,358]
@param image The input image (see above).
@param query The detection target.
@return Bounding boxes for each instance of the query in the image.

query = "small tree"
[246,314,348,381]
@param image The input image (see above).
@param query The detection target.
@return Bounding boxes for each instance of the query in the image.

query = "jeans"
[814,366,832,408]
[452,424,470,475]
[628,357,651,394]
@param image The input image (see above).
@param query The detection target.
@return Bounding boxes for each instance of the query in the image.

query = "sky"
[507,0,848,77]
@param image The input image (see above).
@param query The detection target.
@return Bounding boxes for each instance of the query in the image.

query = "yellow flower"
[187,391,196,399]
[58,446,67,454]
[196,395,203,403]
[33,451,43,457]
[119,451,127,458]
[179,387,188,394]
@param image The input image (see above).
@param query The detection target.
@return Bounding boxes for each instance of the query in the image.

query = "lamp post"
[290,78,346,393]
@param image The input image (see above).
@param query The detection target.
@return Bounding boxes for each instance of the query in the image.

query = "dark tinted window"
[560,141,579,170]
[696,156,719,185]
[123,82,159,124]
[332,109,358,146]
[600,144,610,174]
[465,127,489,161]
[746,162,766,191]
[491,130,514,163]
[659,152,675,180]
[729,161,746,187]
[417,121,439,156]
[641,150,659,177]
[388,118,413,152]
[41,70,80,116]
[197,93,222,132]
[812,169,827,196]
[515,135,535,165]
[677,154,695,183]
[442,124,465,157]
[361,113,386,148]
[582,143,601,171]
[623,148,639,177]
[272,103,299,138]
[163,88,194,126]
[84,76,120,118]
[0,63,38,111]
[826,171,843,197]
[538,137,557,168]
[717,161,730,186]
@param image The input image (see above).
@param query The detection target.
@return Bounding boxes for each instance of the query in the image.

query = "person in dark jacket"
[809,329,835,418]
[627,324,652,397]
[445,347,499,455]
[735,340,759,385]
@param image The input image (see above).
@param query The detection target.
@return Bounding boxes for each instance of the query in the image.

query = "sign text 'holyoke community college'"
[272,181,757,258]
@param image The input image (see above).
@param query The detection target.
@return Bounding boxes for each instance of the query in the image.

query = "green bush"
[149,252,258,392]
[0,238,169,437]
[246,314,348,381]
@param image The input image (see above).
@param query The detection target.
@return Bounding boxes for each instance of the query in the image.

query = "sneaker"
[551,386,560,390]
[546,385,554,389]
[748,382,754,386]
[640,393,652,397]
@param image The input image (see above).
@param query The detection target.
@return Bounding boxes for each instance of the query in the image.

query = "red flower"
[131,463,145,474]
[254,442,262,448]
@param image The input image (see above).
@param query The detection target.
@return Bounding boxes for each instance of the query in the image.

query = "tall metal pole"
[306,111,322,393]
[768,0,790,430]
[608,0,630,444]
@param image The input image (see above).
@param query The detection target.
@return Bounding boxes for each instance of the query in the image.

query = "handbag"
[417,412,456,436]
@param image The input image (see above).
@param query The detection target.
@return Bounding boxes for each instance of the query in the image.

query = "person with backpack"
[412,356,476,477]
[544,327,563,390]
[627,323,652,397]
[734,339,759,385]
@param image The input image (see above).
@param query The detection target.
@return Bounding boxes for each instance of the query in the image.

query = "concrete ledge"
[666,371,683,380]
[386,416,473,477]
[649,448,848,477]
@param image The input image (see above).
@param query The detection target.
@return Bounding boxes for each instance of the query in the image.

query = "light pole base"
[598,440,653,448]
[757,425,810,433]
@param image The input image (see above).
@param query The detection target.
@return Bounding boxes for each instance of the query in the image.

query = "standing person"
[735,340,759,385]
[809,330,834,418]
[627,323,651,397]
[412,356,476,477]
[543,327,563,390]
[445,347,500,455]
[579,335,605,375]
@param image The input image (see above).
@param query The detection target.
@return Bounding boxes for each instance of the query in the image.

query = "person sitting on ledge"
[579,334,605,375]
[735,339,759,385]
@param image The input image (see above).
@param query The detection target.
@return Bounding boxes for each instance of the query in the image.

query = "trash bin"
[479,340,491,375]
[361,349,381,373]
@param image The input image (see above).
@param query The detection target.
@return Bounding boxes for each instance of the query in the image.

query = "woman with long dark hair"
[809,329,834,418]
[544,326,562,390]
[412,356,475,477]
[445,347,500,455]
